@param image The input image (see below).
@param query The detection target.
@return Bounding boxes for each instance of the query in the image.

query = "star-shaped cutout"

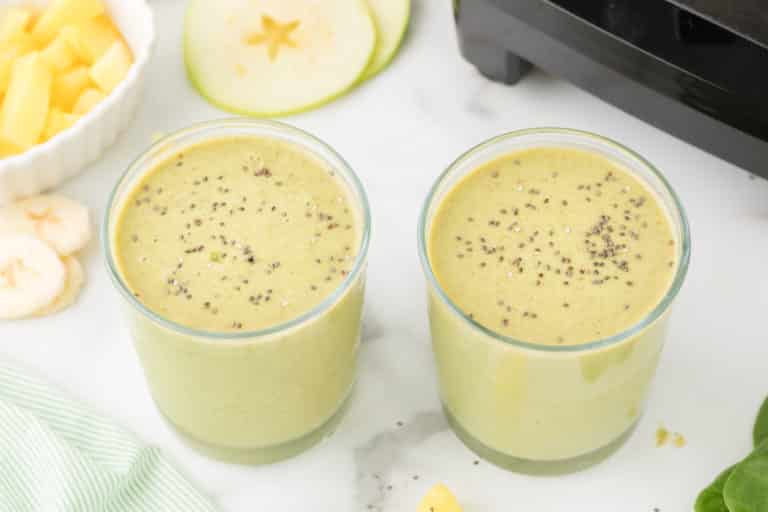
[245,15,301,61]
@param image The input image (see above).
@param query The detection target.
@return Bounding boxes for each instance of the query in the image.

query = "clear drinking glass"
[418,128,690,474]
[104,119,371,464]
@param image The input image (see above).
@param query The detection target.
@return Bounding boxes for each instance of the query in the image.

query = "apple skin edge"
[183,0,412,117]
[362,0,412,80]
[183,1,378,118]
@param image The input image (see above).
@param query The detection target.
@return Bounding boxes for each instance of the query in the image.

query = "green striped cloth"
[0,361,218,511]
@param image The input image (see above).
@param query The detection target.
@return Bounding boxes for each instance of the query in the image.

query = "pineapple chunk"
[71,87,105,115]
[89,40,131,93]
[1,52,52,148]
[43,108,79,140]
[51,66,90,111]
[0,39,38,95]
[0,137,21,158]
[418,484,463,512]
[0,49,17,95]
[41,34,77,72]
[0,8,34,43]
[0,32,37,56]
[60,15,118,64]
[32,0,105,44]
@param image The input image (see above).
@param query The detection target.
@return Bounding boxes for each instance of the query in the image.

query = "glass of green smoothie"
[418,128,690,474]
[104,119,371,464]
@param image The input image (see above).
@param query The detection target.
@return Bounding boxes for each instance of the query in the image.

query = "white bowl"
[0,0,155,205]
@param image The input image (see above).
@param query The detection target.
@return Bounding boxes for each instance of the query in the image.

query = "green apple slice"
[363,0,410,79]
[185,0,377,117]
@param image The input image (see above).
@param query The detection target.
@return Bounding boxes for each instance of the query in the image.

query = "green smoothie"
[108,130,367,464]
[116,137,360,332]
[429,147,676,345]
[423,142,686,468]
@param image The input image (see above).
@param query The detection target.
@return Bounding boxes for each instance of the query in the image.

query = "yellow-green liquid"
[112,136,364,463]
[427,147,678,464]
[429,147,676,345]
[116,137,360,332]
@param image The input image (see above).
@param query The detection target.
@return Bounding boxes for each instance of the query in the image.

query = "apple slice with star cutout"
[363,0,410,78]
[185,0,377,117]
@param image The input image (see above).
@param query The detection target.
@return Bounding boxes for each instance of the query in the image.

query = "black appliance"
[455,0,768,178]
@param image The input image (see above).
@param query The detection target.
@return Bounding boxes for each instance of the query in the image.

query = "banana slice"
[0,195,91,255]
[0,234,66,319]
[33,256,84,317]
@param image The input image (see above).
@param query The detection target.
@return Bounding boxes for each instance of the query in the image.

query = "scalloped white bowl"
[0,0,155,205]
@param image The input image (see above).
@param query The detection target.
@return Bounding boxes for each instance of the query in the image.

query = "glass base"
[443,405,637,475]
[161,394,352,465]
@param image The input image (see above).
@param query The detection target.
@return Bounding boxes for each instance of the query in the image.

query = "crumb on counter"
[656,427,669,447]
[656,426,686,448]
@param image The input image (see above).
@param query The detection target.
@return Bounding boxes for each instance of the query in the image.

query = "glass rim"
[102,118,372,341]
[417,127,691,353]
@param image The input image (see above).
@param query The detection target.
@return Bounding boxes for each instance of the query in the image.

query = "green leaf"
[696,465,737,512]
[723,440,768,512]
[697,397,768,512]
[754,396,768,447]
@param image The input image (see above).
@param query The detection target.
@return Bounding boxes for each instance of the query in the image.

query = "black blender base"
[455,0,768,178]
[461,39,532,85]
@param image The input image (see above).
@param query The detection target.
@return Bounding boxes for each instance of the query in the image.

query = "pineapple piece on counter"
[43,108,79,140]
[32,0,105,44]
[40,34,77,72]
[1,52,52,148]
[0,8,34,43]
[418,484,463,512]
[71,87,104,115]
[89,40,130,93]
[61,14,119,64]
[51,66,90,111]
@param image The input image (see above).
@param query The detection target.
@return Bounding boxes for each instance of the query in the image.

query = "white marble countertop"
[2,0,768,510]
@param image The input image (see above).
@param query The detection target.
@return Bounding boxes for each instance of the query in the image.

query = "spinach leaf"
[696,395,768,511]
[723,440,768,512]
[754,396,768,447]
[696,465,737,512]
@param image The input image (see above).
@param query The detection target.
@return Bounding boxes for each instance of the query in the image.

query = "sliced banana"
[33,256,84,317]
[0,234,66,319]
[0,195,91,255]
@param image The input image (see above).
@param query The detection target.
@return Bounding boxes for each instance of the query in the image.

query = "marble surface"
[2,0,768,510]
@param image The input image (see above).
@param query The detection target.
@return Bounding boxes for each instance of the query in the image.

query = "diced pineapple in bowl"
[0,0,154,205]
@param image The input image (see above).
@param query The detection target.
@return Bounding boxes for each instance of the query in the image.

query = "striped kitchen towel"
[0,361,218,511]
